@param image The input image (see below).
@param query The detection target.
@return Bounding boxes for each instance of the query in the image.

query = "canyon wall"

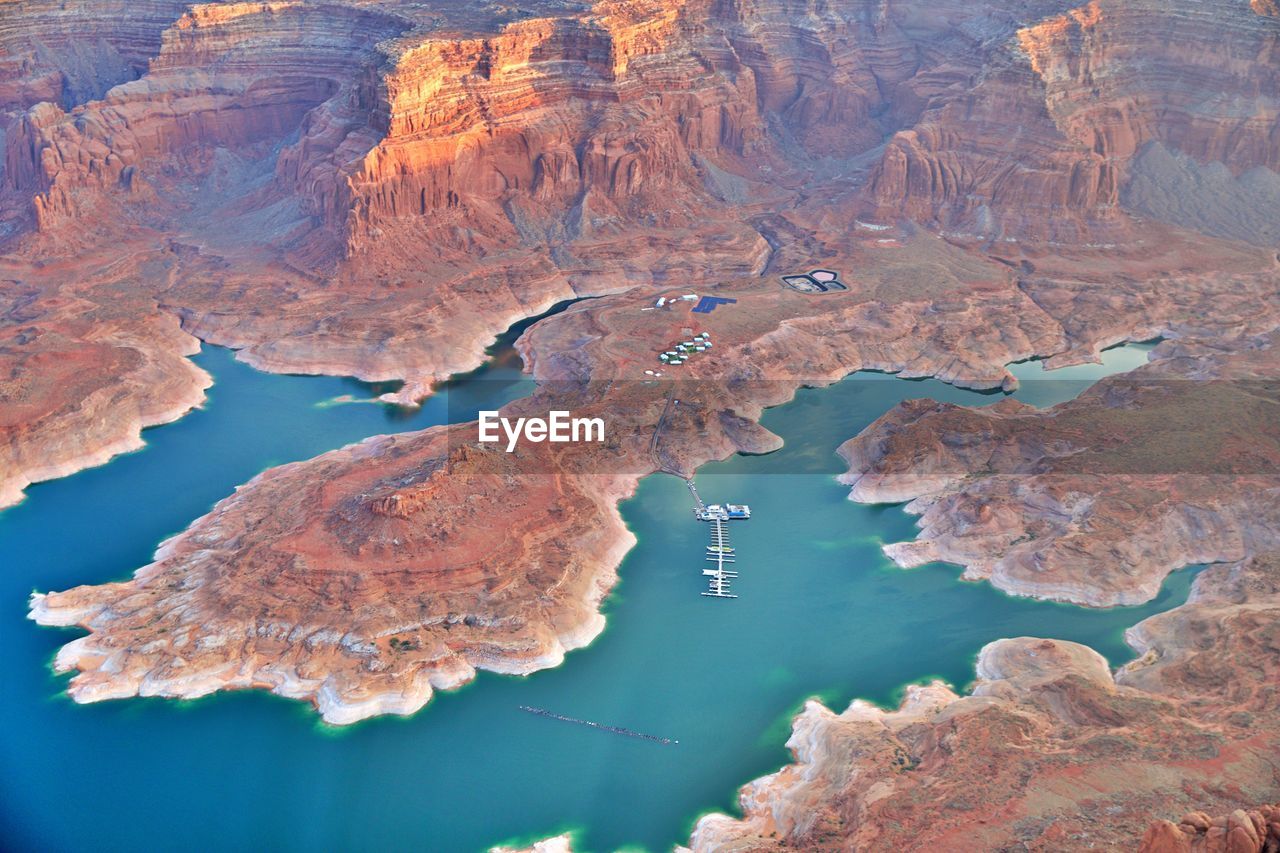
[2,1,410,233]
[2,0,881,258]
[866,0,1280,242]
[291,0,884,259]
[3,0,1279,847]
[8,0,1279,252]
[0,0,192,111]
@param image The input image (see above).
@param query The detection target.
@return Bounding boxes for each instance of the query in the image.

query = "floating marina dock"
[686,479,749,599]
[518,706,678,745]
[702,516,738,598]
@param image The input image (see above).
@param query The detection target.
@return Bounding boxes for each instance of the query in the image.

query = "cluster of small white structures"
[644,330,712,377]
[658,331,711,365]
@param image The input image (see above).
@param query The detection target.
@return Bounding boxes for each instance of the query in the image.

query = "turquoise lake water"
[0,333,1191,852]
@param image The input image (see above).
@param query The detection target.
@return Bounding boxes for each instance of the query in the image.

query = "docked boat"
[694,503,751,522]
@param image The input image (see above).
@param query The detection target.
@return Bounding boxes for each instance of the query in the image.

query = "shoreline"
[1,331,213,512]
[685,553,1280,850]
[16,325,1266,852]
[1,293,598,513]
[26,332,1174,723]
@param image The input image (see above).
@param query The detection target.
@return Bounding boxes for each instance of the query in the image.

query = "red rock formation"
[4,0,1278,512]
[30,427,643,725]
[0,0,192,111]
[2,3,1278,848]
[1018,0,1280,174]
[4,0,1279,775]
[838,332,1280,605]
[688,553,1280,851]
[1254,0,1280,17]
[19,250,1080,714]
[1140,805,1280,852]
[3,1,411,232]
[687,328,1280,847]
[866,0,1280,242]
[0,253,213,509]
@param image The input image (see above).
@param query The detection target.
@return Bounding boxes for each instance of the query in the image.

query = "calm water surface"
[0,337,1190,852]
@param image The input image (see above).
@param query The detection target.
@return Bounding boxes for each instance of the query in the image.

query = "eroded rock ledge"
[30,428,640,725]
[838,332,1280,606]
[0,299,211,509]
[22,262,1059,722]
[687,553,1280,851]
[8,0,1280,795]
[5,0,1280,511]
[687,328,1280,851]
[1139,803,1280,852]
[24,225,1256,722]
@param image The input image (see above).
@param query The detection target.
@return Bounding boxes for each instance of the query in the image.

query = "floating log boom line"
[518,706,679,745]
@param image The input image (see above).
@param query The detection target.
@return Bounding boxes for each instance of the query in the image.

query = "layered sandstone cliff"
[0,0,192,112]
[0,0,869,502]
[4,0,1280,511]
[3,1,411,233]
[867,0,1280,242]
[3,1,1280,848]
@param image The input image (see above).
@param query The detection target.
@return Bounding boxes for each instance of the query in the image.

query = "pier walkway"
[702,517,738,598]
[688,478,745,599]
[686,478,706,514]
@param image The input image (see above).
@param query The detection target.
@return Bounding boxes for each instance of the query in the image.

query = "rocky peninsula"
[688,552,1280,850]
[838,332,1280,606]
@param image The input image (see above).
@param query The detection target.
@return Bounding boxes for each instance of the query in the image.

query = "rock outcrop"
[1139,804,1280,852]
[4,0,1280,509]
[489,834,575,853]
[21,268,1066,718]
[688,553,1280,851]
[868,0,1280,242]
[0,259,212,509]
[3,1,412,233]
[839,331,1280,605]
[30,425,639,724]
[0,0,192,112]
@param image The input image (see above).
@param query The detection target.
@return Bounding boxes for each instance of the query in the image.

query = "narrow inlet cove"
[0,337,1193,852]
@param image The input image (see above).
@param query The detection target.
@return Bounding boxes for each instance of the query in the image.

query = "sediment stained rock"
[4,0,1280,509]
[687,553,1280,851]
[20,219,1280,711]
[838,331,1280,606]
[30,426,639,725]
[0,273,211,509]
[7,0,1280,754]
[23,256,1082,718]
